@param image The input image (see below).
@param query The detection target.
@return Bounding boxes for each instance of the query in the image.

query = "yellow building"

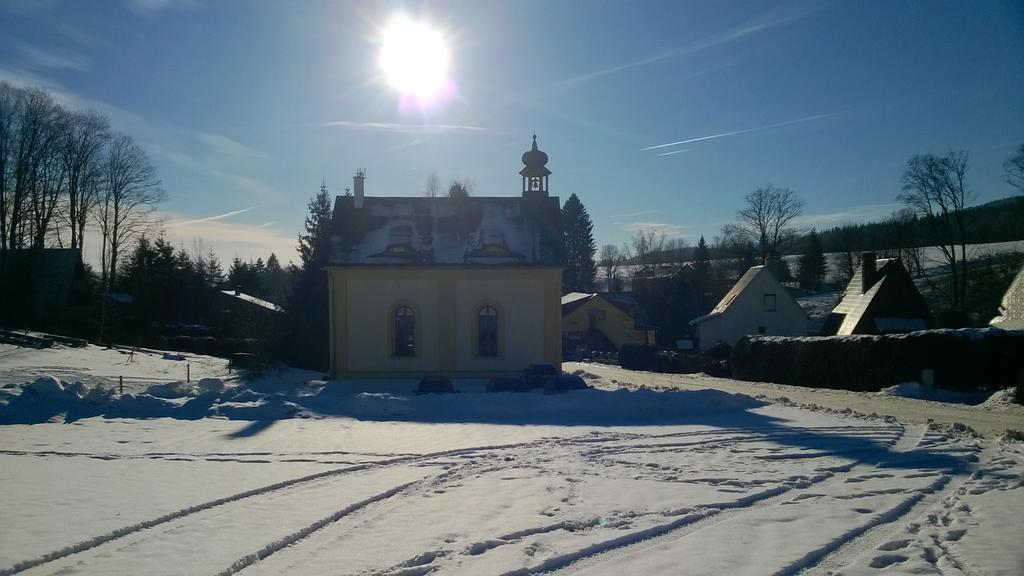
[561,292,655,358]
[326,137,564,378]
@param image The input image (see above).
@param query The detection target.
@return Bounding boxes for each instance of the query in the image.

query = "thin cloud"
[558,2,824,88]
[641,112,839,151]
[618,221,691,239]
[170,207,255,227]
[14,43,91,72]
[656,148,694,157]
[195,132,269,160]
[612,209,660,218]
[794,203,903,229]
[308,120,484,133]
[124,0,199,16]
[259,221,277,228]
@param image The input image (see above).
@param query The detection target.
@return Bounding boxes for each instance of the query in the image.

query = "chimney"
[861,252,876,293]
[353,169,365,209]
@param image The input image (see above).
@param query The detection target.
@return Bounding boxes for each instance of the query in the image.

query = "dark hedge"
[732,329,1024,393]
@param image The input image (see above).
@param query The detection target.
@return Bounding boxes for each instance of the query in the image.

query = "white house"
[689,265,807,351]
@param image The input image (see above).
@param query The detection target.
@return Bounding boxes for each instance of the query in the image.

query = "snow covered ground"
[1,346,1022,575]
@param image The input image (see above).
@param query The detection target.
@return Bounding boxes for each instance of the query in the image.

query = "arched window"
[477,305,498,357]
[394,306,415,357]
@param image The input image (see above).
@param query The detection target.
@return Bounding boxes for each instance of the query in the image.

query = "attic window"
[764,294,777,312]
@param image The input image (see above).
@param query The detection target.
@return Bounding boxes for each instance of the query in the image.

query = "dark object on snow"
[523,363,559,388]
[487,377,531,393]
[545,374,590,393]
[230,352,259,370]
[414,376,457,395]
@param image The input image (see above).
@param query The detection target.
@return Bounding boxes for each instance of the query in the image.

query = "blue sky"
[2,0,1022,264]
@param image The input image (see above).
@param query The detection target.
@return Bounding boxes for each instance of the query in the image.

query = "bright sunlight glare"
[378,16,449,100]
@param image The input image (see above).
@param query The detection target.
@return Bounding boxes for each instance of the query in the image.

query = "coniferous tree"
[286,183,335,370]
[692,235,713,313]
[797,228,827,290]
[297,183,333,269]
[561,193,596,293]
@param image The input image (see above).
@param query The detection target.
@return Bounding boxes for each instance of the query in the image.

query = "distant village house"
[561,292,655,359]
[823,253,931,335]
[689,265,807,351]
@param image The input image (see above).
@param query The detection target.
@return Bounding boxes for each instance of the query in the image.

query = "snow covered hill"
[0,345,1021,575]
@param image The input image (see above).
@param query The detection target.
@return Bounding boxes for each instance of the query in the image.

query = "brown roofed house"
[822,252,932,335]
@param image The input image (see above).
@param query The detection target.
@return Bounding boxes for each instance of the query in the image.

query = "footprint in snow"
[870,554,909,568]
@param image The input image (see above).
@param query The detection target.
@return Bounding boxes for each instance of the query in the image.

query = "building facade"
[689,265,807,351]
[561,292,654,358]
[326,137,564,378]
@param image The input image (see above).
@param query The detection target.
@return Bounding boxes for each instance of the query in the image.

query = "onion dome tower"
[520,134,551,198]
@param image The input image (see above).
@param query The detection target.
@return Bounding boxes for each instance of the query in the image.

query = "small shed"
[689,265,807,351]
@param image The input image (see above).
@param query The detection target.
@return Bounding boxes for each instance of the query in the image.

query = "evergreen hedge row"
[731,329,1024,392]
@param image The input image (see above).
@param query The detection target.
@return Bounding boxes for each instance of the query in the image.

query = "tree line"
[0,81,165,290]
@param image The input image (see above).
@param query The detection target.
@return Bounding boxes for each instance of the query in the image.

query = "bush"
[732,329,1024,393]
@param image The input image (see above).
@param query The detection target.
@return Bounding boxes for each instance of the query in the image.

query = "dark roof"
[329,194,563,266]
[824,258,931,335]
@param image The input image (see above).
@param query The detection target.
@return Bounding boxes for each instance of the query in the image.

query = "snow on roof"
[690,266,766,326]
[827,258,929,335]
[329,195,562,266]
[990,265,1024,330]
[561,292,594,306]
[220,290,285,313]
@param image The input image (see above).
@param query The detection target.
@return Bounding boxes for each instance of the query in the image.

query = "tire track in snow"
[0,440,544,576]
[212,478,429,576]
[798,435,989,575]
[519,426,910,576]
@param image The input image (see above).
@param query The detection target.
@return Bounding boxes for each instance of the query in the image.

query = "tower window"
[764,294,777,312]
[394,306,415,357]
[477,305,498,357]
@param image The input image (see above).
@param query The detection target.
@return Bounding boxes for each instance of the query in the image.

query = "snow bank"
[877,382,1009,407]
[319,386,765,425]
[1,374,765,426]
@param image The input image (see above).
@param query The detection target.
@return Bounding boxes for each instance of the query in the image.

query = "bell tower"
[520,134,551,198]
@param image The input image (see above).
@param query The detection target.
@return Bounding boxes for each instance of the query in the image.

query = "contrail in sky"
[656,148,694,157]
[641,113,838,151]
[171,207,255,227]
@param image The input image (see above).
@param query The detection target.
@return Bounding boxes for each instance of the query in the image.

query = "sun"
[378,16,449,99]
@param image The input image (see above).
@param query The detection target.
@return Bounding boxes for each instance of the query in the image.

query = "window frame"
[763,293,777,312]
[471,301,504,358]
[390,303,418,358]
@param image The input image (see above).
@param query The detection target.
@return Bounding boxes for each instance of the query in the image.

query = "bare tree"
[1006,143,1024,195]
[3,86,60,250]
[423,171,440,198]
[96,133,165,288]
[598,244,623,292]
[898,150,974,309]
[59,110,110,250]
[0,82,21,252]
[727,184,805,265]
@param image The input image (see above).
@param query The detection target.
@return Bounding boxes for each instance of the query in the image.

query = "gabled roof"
[990,265,1024,330]
[690,265,766,325]
[329,195,563,267]
[825,258,929,335]
[220,290,285,313]
[561,292,645,317]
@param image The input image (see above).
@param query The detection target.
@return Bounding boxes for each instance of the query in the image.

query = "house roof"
[220,290,285,313]
[990,265,1024,330]
[825,258,929,335]
[690,266,765,325]
[560,292,645,319]
[329,194,563,266]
